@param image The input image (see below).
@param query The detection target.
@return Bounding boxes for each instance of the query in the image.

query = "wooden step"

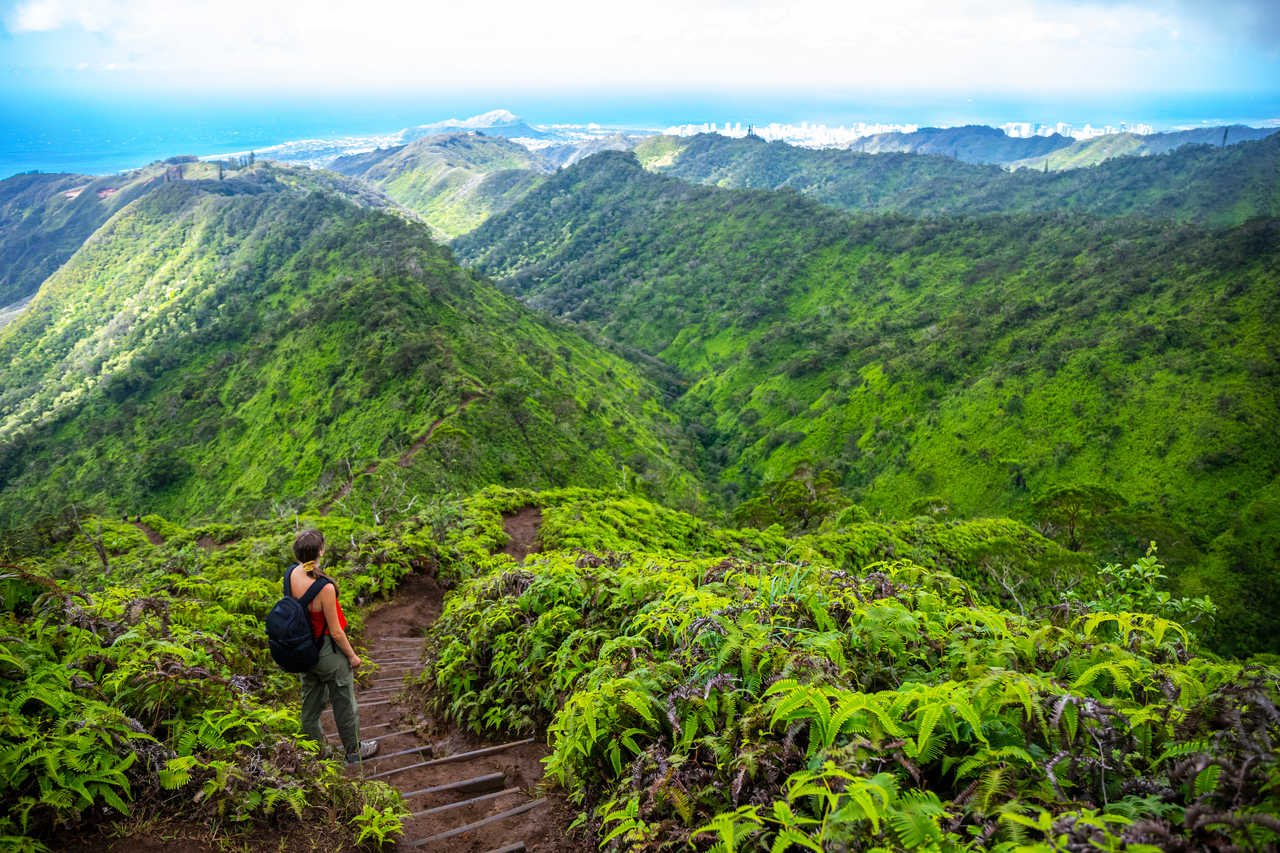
[365,738,535,780]
[408,787,519,820]
[324,719,392,736]
[365,742,432,763]
[400,772,506,800]
[409,799,545,847]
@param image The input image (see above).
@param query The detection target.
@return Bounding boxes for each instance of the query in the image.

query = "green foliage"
[456,151,1280,652]
[0,164,697,532]
[417,490,1277,852]
[633,130,1280,225]
[0,509,418,848]
[731,464,849,533]
[1071,543,1217,636]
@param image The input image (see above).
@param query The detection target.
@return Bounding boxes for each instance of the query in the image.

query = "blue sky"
[1,0,1277,102]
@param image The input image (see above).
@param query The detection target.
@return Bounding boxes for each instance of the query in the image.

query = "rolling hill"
[329,132,549,239]
[456,151,1280,653]
[634,131,1280,225]
[1009,124,1277,171]
[0,163,696,532]
[844,124,1073,163]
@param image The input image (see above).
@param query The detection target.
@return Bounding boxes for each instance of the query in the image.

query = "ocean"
[3,87,1276,179]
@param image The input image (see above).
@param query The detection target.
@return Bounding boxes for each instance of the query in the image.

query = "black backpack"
[265,566,333,673]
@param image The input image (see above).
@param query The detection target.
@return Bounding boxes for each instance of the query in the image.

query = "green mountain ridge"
[456,150,1280,653]
[0,158,397,310]
[328,132,550,240]
[634,131,1280,225]
[1009,124,1277,171]
[0,164,696,532]
[844,124,1073,163]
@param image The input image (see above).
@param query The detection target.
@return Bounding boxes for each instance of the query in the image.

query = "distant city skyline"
[662,119,1166,146]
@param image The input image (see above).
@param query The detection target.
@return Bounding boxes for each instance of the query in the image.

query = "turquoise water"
[2,88,1275,178]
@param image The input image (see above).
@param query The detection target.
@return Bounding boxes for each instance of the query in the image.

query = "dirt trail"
[130,520,165,545]
[397,393,484,468]
[319,461,380,515]
[500,508,543,562]
[332,531,578,852]
[318,393,484,516]
[54,514,574,852]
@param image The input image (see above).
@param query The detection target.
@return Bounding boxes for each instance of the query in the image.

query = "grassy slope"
[0,166,696,531]
[634,132,1280,226]
[456,153,1280,651]
[328,133,549,240]
[0,160,393,309]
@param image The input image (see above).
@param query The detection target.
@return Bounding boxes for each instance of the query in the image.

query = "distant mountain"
[537,132,648,168]
[1010,125,1278,171]
[457,151,1280,653]
[329,132,550,239]
[399,109,550,143]
[632,131,1280,225]
[0,163,695,528]
[844,124,1073,163]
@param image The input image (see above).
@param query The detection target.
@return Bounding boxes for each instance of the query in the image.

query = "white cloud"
[7,0,124,33]
[1,0,1272,92]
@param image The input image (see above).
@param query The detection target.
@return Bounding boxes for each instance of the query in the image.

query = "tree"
[1031,483,1125,551]
[731,463,849,533]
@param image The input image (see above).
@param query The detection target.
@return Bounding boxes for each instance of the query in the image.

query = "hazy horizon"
[2,0,1277,176]
[1,86,1276,178]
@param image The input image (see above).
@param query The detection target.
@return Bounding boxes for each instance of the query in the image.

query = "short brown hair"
[293,528,325,563]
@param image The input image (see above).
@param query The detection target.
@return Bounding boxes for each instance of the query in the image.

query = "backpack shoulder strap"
[297,576,333,608]
[283,564,295,597]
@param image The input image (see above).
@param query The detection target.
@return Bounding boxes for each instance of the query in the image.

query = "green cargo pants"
[300,637,360,758]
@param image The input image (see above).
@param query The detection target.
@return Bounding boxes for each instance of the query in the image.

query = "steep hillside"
[634,132,1280,225]
[0,158,392,309]
[456,152,1280,652]
[845,124,1072,163]
[1011,124,1277,171]
[0,167,161,306]
[0,165,696,531]
[329,132,548,239]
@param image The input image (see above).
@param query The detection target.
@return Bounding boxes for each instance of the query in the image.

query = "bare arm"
[319,585,362,669]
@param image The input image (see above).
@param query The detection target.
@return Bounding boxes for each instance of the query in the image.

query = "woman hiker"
[288,528,378,763]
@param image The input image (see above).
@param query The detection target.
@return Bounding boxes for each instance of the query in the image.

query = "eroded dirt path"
[337,528,578,852]
[397,392,485,468]
[319,393,485,516]
[500,507,543,562]
[130,520,165,545]
[318,461,380,515]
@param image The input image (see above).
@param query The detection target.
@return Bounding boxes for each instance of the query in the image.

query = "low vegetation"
[0,512,418,851]
[419,488,1272,852]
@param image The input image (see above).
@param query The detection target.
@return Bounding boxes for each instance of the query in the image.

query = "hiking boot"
[345,740,378,764]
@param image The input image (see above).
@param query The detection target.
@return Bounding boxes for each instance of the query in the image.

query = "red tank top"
[294,568,348,639]
[309,601,347,639]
